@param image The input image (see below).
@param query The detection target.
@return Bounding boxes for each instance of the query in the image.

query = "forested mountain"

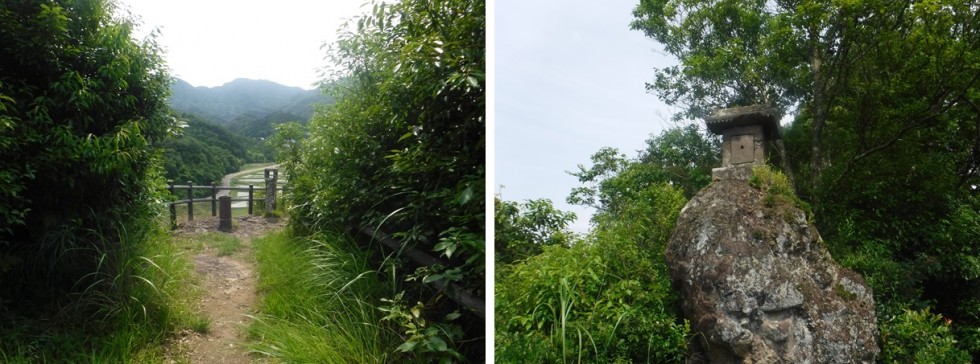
[169,78,331,131]
[162,114,263,185]
[165,78,324,176]
[226,110,305,139]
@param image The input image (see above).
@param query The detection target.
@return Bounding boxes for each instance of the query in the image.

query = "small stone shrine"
[705,104,780,181]
[662,105,880,362]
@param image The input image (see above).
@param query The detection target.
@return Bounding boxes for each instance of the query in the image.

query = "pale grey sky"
[118,0,365,89]
[495,0,683,232]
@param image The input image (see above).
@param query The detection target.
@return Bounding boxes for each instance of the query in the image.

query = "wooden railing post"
[187,181,194,221]
[248,184,254,215]
[167,180,176,229]
[211,182,217,217]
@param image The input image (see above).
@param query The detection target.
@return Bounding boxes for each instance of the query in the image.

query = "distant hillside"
[227,110,307,139]
[169,78,332,126]
[162,113,255,185]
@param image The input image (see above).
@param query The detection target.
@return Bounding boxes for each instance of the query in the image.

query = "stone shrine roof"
[705,104,781,140]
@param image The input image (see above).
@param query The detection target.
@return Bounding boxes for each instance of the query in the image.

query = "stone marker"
[705,104,780,181]
[218,195,232,232]
[662,105,879,362]
[264,168,277,214]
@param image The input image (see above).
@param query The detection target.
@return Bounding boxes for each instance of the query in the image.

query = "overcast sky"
[118,0,365,89]
[495,0,683,232]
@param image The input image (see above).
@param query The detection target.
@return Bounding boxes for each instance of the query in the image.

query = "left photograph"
[0,0,485,362]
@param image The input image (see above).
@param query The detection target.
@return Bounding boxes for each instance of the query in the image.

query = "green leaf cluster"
[748,165,811,216]
[0,0,173,300]
[0,0,184,358]
[279,0,484,360]
[494,198,577,265]
[497,127,707,362]
[880,308,972,363]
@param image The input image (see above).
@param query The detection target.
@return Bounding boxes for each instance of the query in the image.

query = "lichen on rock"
[666,178,879,363]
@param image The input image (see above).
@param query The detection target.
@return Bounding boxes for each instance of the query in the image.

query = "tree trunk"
[810,30,827,195]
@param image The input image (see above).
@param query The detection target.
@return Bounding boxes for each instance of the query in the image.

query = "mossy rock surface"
[666,179,879,363]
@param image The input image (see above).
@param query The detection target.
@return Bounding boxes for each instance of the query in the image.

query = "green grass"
[0,221,206,362]
[247,229,395,362]
[183,231,245,257]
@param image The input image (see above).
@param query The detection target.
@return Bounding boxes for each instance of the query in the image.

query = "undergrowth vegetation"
[0,221,205,362]
[496,129,706,362]
[274,0,485,360]
[248,229,395,362]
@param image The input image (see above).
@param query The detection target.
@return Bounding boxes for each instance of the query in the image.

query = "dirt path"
[166,216,285,364]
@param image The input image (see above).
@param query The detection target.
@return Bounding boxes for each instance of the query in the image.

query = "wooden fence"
[357,226,485,319]
[165,168,285,228]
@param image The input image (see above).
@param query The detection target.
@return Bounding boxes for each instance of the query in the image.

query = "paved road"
[216,164,280,198]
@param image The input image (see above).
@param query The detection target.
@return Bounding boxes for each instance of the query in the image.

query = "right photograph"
[494,0,980,362]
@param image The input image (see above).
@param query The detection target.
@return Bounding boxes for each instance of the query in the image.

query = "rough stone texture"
[712,165,754,181]
[666,180,879,363]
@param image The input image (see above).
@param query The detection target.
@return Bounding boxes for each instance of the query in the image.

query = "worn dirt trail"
[166,216,284,364]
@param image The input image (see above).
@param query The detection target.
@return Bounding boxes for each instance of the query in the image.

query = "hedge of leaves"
[278,0,484,361]
[0,0,173,304]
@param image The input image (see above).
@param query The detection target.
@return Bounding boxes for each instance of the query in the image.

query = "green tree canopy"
[281,0,484,360]
[0,0,173,301]
[569,125,719,220]
[494,198,576,265]
[632,0,980,184]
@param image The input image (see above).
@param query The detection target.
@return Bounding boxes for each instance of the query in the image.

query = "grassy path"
[166,216,284,363]
[163,214,394,363]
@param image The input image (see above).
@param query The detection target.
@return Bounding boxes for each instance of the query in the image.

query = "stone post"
[211,182,217,216]
[218,196,232,232]
[167,180,176,229]
[264,168,278,215]
[187,180,194,221]
[248,184,254,215]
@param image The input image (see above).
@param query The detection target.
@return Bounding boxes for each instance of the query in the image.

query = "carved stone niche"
[705,105,781,180]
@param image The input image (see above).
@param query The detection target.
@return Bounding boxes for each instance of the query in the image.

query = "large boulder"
[666,178,879,363]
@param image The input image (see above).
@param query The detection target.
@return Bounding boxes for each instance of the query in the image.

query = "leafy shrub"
[0,0,197,360]
[749,165,811,216]
[496,241,688,363]
[494,198,577,265]
[496,183,690,363]
[0,0,173,306]
[279,0,484,360]
[880,308,972,363]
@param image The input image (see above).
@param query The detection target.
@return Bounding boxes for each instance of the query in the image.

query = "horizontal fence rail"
[357,226,485,319]
[164,168,285,228]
